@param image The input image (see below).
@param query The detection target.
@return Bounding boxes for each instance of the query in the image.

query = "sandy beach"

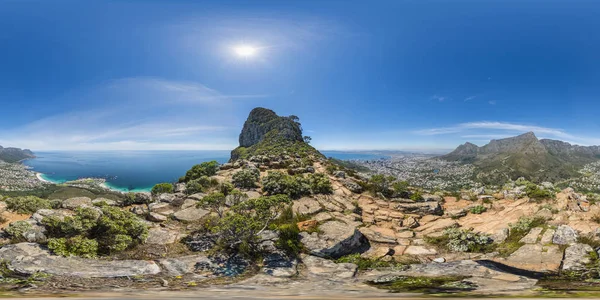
[35,172,53,183]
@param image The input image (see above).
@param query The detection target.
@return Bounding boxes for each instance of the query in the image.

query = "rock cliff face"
[0,145,35,163]
[441,132,600,182]
[238,107,303,148]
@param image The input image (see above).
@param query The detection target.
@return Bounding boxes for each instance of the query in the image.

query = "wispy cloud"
[431,95,449,102]
[488,100,496,105]
[413,121,600,146]
[464,95,478,102]
[0,77,255,150]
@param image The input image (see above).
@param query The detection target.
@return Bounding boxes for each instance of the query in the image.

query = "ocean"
[23,150,388,193]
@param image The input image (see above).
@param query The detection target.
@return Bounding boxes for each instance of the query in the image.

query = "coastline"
[35,172,54,184]
[34,171,151,194]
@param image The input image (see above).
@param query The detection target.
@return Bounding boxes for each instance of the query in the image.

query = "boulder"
[173,207,209,222]
[562,243,594,272]
[300,221,368,258]
[496,244,562,272]
[145,227,180,244]
[301,254,357,279]
[333,171,346,179]
[491,228,509,244]
[394,201,443,216]
[552,225,578,245]
[361,247,392,260]
[402,216,419,228]
[535,208,554,220]
[404,246,437,256]
[187,193,207,201]
[342,180,363,193]
[158,193,177,203]
[0,243,161,277]
[134,192,152,204]
[292,197,323,215]
[180,199,198,210]
[149,202,173,214]
[147,212,167,222]
[62,197,92,210]
[174,183,187,193]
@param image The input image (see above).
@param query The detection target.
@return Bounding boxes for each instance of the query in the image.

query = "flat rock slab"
[146,227,181,245]
[301,254,357,279]
[494,244,562,272]
[300,221,367,258]
[0,243,160,277]
[519,227,543,244]
[173,207,209,222]
[292,197,323,215]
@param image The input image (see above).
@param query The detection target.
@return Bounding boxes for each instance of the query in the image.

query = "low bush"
[181,161,219,182]
[308,173,333,194]
[232,168,260,189]
[41,206,147,257]
[368,174,395,197]
[151,183,174,195]
[4,196,52,214]
[525,183,555,201]
[410,191,424,201]
[186,176,219,195]
[426,228,494,253]
[336,253,410,270]
[469,205,487,214]
[4,220,32,242]
[261,171,309,198]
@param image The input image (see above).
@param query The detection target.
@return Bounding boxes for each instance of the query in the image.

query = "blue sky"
[1,0,600,152]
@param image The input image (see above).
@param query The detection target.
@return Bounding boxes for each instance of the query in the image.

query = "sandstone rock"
[297,220,318,232]
[158,193,177,203]
[173,207,209,222]
[130,206,148,215]
[359,226,397,244]
[402,216,419,228]
[414,218,457,235]
[395,201,443,216]
[292,197,323,215]
[404,246,437,256]
[562,243,594,272]
[519,227,543,244]
[361,247,392,260]
[301,254,357,279]
[245,191,262,199]
[342,180,363,193]
[149,202,173,214]
[237,108,303,148]
[553,225,578,245]
[535,208,554,220]
[180,199,198,210]
[187,193,207,201]
[422,194,443,202]
[540,229,555,244]
[62,197,92,210]
[134,192,152,204]
[147,212,167,222]
[262,252,298,278]
[92,198,118,206]
[0,201,7,214]
[491,228,509,244]
[300,221,368,258]
[0,243,161,277]
[145,227,180,244]
[497,244,562,272]
[313,212,333,222]
[174,182,187,193]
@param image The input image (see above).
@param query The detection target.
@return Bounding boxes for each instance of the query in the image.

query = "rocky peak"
[481,131,546,155]
[238,107,303,148]
[0,145,36,163]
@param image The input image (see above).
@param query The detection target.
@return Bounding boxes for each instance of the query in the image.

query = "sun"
[233,45,258,58]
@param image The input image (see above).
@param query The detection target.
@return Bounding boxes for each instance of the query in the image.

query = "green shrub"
[525,183,554,201]
[275,223,302,256]
[197,192,227,218]
[186,176,219,194]
[47,236,99,258]
[307,173,333,194]
[393,181,409,194]
[469,205,487,214]
[4,196,52,214]
[151,183,174,195]
[4,220,32,241]
[219,182,234,195]
[509,216,546,236]
[369,175,395,197]
[336,253,409,270]
[261,171,310,198]
[182,161,219,182]
[410,191,424,201]
[426,228,494,253]
[232,169,260,189]
[41,206,147,257]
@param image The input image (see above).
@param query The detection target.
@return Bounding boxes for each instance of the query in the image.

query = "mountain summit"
[230,107,321,161]
[0,145,35,163]
[441,132,600,183]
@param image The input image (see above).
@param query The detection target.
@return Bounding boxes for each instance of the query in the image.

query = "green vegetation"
[469,205,487,214]
[367,275,474,293]
[261,171,332,198]
[196,192,227,217]
[327,157,371,174]
[181,161,219,183]
[393,181,409,195]
[186,176,219,194]
[42,206,147,257]
[151,182,174,195]
[525,182,555,201]
[496,216,547,256]
[410,191,424,201]
[231,131,323,161]
[4,220,33,242]
[335,253,410,270]
[203,194,291,257]
[232,168,260,189]
[364,174,395,197]
[425,228,494,253]
[4,196,53,214]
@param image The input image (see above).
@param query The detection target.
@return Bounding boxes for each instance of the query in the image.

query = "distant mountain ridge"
[0,145,35,163]
[440,132,600,183]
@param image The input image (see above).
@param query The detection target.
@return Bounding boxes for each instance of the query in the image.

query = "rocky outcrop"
[238,107,303,148]
[300,221,368,258]
[562,243,594,272]
[552,225,578,245]
[0,243,161,277]
[62,197,93,209]
[301,254,357,279]
[0,145,35,163]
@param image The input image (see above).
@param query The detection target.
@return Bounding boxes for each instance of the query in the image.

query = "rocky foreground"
[1,108,600,297]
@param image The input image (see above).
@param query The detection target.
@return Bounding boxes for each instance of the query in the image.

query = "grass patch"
[367,275,475,293]
[335,253,411,271]
[496,216,547,257]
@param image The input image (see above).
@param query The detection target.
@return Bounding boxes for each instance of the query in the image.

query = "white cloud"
[431,95,449,102]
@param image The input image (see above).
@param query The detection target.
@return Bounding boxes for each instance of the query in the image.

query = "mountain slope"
[440,132,600,183]
[0,146,35,163]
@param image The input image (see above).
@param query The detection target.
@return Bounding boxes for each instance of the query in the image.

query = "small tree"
[232,168,260,189]
[303,136,312,144]
[182,161,220,182]
[197,192,227,218]
[151,183,174,195]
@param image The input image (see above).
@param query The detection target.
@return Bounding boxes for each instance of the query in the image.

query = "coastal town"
[0,160,45,191]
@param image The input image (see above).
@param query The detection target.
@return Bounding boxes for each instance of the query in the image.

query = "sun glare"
[233,45,258,58]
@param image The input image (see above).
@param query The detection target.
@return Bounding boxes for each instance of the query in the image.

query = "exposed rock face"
[394,201,443,216]
[300,221,368,258]
[552,225,579,245]
[62,197,93,209]
[0,243,161,277]
[301,254,357,279]
[173,207,209,222]
[562,243,594,272]
[238,107,303,148]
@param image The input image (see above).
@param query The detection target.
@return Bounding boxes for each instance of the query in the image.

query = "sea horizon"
[23,150,390,193]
